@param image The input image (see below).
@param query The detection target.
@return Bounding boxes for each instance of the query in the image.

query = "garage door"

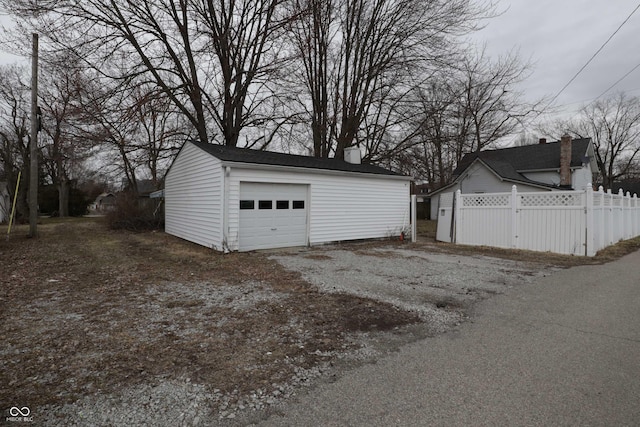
[239,183,308,251]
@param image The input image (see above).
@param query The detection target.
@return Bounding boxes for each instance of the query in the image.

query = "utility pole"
[28,33,39,237]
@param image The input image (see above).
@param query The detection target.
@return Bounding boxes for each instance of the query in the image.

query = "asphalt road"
[259,250,640,426]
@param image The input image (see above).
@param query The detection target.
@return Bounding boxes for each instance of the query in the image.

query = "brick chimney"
[559,135,572,187]
[539,138,547,144]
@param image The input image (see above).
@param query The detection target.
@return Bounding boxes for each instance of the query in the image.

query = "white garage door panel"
[239,183,308,251]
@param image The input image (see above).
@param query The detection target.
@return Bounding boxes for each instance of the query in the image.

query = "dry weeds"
[415,220,640,267]
[0,218,419,413]
[2,218,637,419]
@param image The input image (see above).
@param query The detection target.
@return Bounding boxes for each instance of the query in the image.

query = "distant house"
[94,193,116,213]
[412,183,432,219]
[429,137,597,219]
[164,141,411,252]
[0,181,10,223]
[121,179,161,197]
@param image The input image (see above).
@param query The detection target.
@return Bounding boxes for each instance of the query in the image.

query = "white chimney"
[344,147,361,164]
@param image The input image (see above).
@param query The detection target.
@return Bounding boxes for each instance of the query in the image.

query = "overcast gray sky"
[1,1,639,124]
[475,0,640,121]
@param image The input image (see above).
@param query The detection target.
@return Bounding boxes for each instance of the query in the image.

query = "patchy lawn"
[0,218,419,422]
[2,218,638,424]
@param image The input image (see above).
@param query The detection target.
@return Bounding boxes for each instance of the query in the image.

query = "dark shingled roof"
[453,138,592,188]
[190,140,403,176]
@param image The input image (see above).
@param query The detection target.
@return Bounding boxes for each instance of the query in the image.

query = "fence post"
[411,194,417,243]
[585,184,595,256]
[618,188,625,241]
[633,193,640,237]
[454,189,462,244]
[598,186,605,252]
[624,191,631,239]
[511,185,518,249]
[607,189,614,245]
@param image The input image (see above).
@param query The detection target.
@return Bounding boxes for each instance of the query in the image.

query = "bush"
[104,191,164,231]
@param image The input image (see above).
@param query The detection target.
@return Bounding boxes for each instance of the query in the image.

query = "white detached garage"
[164,141,411,252]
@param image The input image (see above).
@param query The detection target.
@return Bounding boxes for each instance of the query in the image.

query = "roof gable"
[454,138,592,176]
[190,140,403,176]
[449,138,593,191]
[461,157,560,190]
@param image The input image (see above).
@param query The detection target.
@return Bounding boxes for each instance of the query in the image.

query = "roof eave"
[220,160,411,180]
[499,178,559,190]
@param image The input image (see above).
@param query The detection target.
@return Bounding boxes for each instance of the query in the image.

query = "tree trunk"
[58,178,70,217]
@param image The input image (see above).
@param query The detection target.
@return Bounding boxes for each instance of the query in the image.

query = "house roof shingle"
[190,140,403,176]
[452,138,593,189]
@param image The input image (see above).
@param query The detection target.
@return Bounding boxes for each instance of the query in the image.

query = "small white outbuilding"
[164,141,411,251]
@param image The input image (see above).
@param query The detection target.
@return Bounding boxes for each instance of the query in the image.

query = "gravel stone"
[33,244,556,426]
[270,247,551,332]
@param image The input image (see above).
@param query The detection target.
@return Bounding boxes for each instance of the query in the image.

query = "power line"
[543,2,640,110]
[595,60,640,99]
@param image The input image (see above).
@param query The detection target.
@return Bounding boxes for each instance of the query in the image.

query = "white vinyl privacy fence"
[436,185,640,256]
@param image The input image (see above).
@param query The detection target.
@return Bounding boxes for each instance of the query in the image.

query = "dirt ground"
[1,218,638,424]
[1,219,420,418]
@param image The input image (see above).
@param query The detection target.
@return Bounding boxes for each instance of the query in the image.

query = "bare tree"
[410,78,458,187]
[38,57,93,216]
[542,92,640,189]
[76,75,142,192]
[75,73,189,194]
[129,85,186,187]
[288,0,492,160]
[453,47,541,154]
[385,46,542,187]
[0,65,32,221]
[2,0,292,147]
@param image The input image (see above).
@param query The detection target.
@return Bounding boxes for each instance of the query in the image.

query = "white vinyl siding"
[571,163,594,190]
[309,177,408,244]
[226,167,409,251]
[165,143,224,249]
[430,164,543,219]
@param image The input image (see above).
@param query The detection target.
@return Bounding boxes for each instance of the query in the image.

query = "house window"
[276,200,289,209]
[293,200,305,209]
[259,200,273,209]
[240,200,254,210]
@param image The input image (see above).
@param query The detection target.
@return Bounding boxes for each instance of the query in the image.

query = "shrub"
[104,191,164,231]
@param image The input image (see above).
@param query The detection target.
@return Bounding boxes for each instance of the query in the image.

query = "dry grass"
[0,218,419,411]
[2,217,637,414]
[416,220,437,238]
[415,219,640,267]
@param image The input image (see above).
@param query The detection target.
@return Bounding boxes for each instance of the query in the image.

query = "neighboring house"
[164,141,411,252]
[94,193,116,213]
[412,183,432,219]
[0,181,10,223]
[429,137,597,219]
[122,179,161,197]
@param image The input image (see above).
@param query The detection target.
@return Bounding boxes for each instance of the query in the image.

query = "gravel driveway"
[8,224,558,426]
[271,246,555,334]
